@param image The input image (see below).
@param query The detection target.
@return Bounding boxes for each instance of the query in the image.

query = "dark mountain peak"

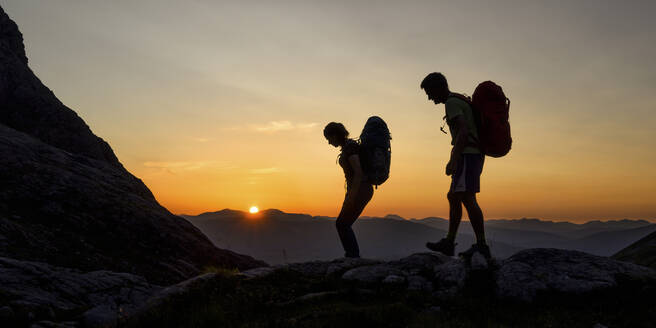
[200,208,247,217]
[517,217,550,223]
[0,6,123,169]
[261,208,285,215]
[193,208,316,223]
[384,214,405,220]
[0,6,26,64]
[197,208,285,218]
[580,220,604,227]
[580,218,652,228]
[419,216,448,222]
[0,6,265,285]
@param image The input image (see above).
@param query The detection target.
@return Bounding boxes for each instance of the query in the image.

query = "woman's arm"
[346,154,364,203]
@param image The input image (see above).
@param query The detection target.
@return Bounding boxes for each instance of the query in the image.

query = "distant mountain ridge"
[185,209,523,264]
[185,209,655,265]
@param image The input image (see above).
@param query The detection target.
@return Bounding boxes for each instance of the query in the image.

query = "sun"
[249,206,259,214]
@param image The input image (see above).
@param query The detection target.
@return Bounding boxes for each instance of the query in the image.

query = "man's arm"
[446,115,469,175]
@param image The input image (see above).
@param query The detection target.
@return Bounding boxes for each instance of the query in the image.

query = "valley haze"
[184,209,656,265]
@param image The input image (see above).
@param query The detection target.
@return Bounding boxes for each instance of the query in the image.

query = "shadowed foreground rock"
[496,248,656,301]
[135,248,656,310]
[0,257,161,327]
[237,248,655,302]
[64,248,654,327]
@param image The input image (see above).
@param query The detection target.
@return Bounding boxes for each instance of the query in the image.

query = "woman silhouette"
[324,122,374,258]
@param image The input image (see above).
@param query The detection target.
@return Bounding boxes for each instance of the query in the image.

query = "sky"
[2,1,655,222]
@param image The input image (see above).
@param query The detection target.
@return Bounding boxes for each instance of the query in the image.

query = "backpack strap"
[447,93,481,149]
[448,93,472,105]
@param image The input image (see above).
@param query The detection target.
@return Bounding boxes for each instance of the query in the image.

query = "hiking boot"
[458,243,491,260]
[426,238,456,256]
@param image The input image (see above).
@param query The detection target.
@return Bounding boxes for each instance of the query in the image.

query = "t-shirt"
[339,139,361,186]
[445,96,481,154]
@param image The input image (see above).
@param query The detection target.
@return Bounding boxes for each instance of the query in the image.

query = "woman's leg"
[335,185,374,258]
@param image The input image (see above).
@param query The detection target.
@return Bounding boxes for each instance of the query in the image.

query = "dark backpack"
[450,81,512,158]
[359,116,391,187]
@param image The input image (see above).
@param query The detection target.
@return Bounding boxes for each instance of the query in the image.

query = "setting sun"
[249,206,259,214]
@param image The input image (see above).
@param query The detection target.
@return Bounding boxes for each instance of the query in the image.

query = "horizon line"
[177,208,656,224]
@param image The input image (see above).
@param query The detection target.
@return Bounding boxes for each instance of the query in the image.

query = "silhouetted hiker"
[324,122,374,258]
[421,72,491,260]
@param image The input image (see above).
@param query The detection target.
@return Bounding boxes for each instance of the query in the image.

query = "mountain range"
[184,209,655,265]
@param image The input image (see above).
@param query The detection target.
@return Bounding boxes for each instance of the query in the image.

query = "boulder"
[239,257,381,279]
[382,274,406,284]
[387,252,451,276]
[470,252,489,271]
[495,248,656,302]
[433,258,467,289]
[0,256,160,326]
[240,266,280,279]
[342,264,405,283]
[324,258,382,276]
[407,275,432,291]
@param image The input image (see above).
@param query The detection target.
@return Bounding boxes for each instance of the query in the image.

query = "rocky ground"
[125,248,656,328]
[0,257,159,327]
[7,247,655,327]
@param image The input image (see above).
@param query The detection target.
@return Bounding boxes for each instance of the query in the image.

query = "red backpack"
[450,81,512,158]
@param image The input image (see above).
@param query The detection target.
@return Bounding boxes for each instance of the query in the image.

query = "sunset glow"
[249,206,259,214]
[6,1,655,222]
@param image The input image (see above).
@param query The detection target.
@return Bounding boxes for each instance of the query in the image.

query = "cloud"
[249,121,318,133]
[143,161,236,174]
[246,176,263,185]
[250,167,281,174]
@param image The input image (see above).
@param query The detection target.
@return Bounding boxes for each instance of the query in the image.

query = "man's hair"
[323,122,349,140]
[420,72,449,91]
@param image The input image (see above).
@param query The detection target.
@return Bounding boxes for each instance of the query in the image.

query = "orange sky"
[4,1,655,222]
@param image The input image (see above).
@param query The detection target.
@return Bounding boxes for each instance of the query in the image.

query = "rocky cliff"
[0,5,265,286]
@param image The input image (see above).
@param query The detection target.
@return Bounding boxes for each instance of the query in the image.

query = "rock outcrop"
[130,248,656,327]
[231,249,656,303]
[496,248,656,301]
[0,5,265,285]
[0,256,160,327]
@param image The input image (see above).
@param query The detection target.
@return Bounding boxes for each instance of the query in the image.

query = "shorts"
[450,153,484,193]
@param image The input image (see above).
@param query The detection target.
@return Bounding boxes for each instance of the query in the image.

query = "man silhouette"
[421,72,491,259]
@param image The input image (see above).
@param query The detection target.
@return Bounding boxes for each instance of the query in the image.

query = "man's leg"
[462,192,486,244]
[446,191,464,242]
[459,191,491,259]
[426,191,462,255]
